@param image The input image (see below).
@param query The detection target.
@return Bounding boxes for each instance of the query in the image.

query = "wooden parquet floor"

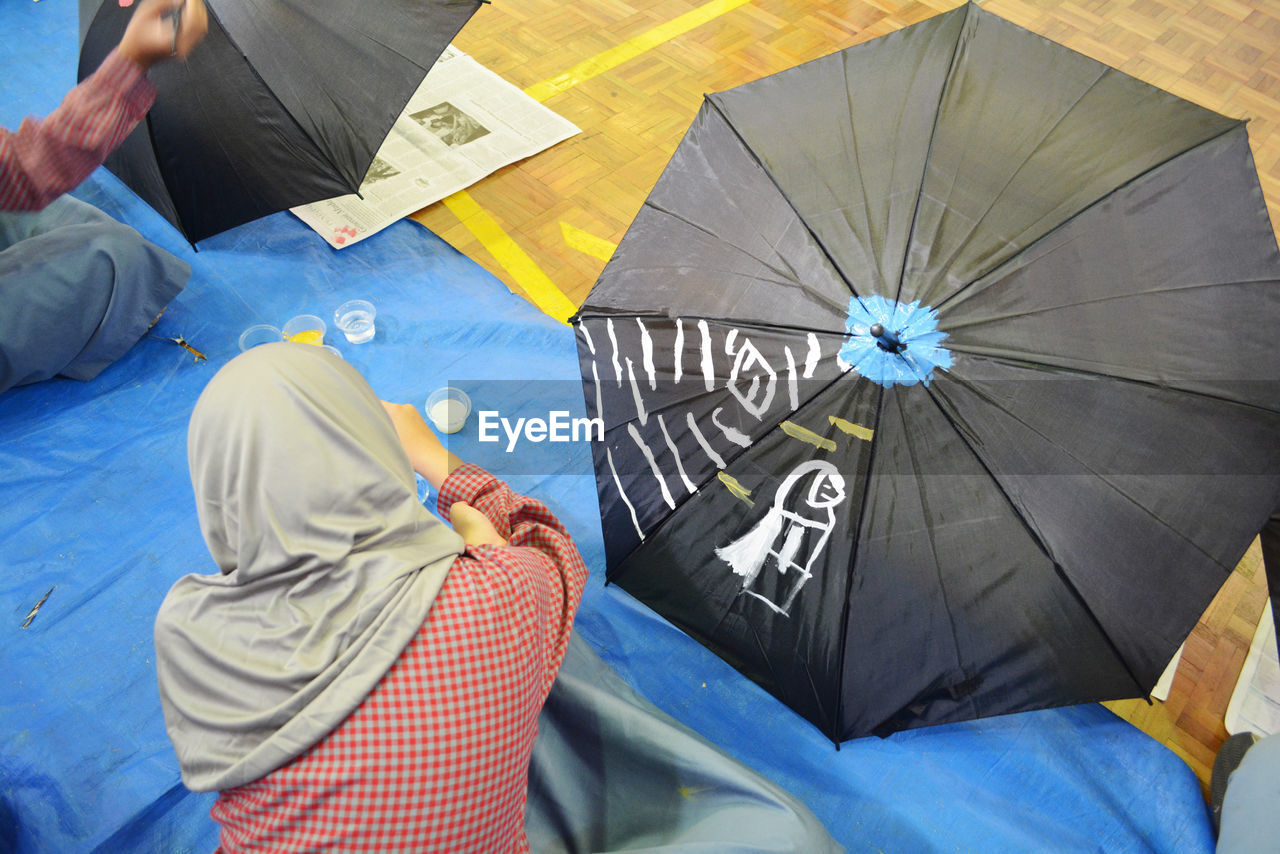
[410,0,1280,797]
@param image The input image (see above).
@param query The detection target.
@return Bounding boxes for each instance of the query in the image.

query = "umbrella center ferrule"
[869,323,907,354]
[840,297,953,388]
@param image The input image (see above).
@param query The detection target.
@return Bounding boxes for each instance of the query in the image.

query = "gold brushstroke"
[717,472,754,506]
[829,415,875,442]
[780,420,837,452]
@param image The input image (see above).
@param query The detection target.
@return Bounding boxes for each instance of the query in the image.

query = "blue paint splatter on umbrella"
[839,296,952,387]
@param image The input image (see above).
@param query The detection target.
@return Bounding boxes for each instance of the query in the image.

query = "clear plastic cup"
[426,387,471,434]
[282,314,326,345]
[238,324,283,351]
[334,299,376,344]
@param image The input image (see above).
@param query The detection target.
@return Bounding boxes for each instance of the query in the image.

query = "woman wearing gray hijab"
[154,342,588,852]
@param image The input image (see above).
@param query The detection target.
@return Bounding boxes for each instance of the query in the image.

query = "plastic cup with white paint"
[426,387,471,434]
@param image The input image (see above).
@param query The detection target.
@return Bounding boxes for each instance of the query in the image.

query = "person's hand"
[118,0,209,69]
[380,400,461,488]
[451,502,508,548]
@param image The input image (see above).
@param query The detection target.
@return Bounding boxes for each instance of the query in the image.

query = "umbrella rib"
[593,254,847,320]
[931,121,1247,315]
[596,362,857,564]
[574,310,850,340]
[893,392,970,707]
[640,199,845,303]
[944,371,1244,586]
[684,364,855,494]
[702,96,862,301]
[910,68,1108,304]
[921,377,1214,695]
[831,382,886,742]
[941,343,1280,417]
[939,275,1280,333]
[838,53,882,293]
[890,2,972,307]
[931,372,1235,570]
[203,4,364,193]
[140,111,194,245]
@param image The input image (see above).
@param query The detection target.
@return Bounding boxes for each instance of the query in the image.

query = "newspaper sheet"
[1152,642,1183,702]
[293,47,580,249]
[1225,602,1280,736]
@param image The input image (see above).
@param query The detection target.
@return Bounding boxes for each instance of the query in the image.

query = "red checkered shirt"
[0,48,155,211]
[209,464,589,853]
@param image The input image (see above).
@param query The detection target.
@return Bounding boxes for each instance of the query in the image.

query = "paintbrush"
[170,0,184,55]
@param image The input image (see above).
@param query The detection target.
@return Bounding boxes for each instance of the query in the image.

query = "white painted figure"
[715,460,847,616]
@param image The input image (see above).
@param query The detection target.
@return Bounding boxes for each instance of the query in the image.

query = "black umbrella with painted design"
[78,0,482,242]
[574,2,1280,741]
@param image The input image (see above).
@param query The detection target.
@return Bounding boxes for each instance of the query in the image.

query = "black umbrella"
[78,0,482,242]
[574,2,1280,742]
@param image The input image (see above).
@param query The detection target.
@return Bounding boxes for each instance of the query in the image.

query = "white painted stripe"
[590,361,604,425]
[657,414,697,494]
[606,446,645,541]
[699,319,714,391]
[629,423,676,509]
[804,333,820,378]
[674,318,684,384]
[687,412,726,469]
[607,318,622,384]
[785,345,799,410]
[712,407,751,447]
[637,318,657,390]
[626,357,648,426]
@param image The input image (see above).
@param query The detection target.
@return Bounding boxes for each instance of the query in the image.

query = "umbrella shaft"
[870,324,906,353]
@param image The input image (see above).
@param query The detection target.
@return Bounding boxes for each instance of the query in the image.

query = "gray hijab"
[155,343,464,792]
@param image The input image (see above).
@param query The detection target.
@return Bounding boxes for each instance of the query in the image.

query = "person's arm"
[381,400,462,489]
[382,400,588,694]
[381,400,504,546]
[437,463,589,648]
[0,0,207,212]
[117,0,208,68]
[381,399,588,619]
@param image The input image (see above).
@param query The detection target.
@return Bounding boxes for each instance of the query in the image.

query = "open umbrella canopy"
[575,2,1280,742]
[77,0,482,242]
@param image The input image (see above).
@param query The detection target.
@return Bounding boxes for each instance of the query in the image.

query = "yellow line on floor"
[524,0,754,102]
[447,0,752,321]
[442,190,578,323]
[560,222,618,261]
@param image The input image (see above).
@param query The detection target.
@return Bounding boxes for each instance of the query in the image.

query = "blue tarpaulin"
[1,2,1215,851]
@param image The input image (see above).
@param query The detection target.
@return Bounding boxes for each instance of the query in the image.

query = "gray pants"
[0,196,189,395]
[1218,733,1280,853]
[526,633,842,853]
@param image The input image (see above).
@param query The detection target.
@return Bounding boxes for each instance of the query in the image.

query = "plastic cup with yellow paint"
[282,314,326,345]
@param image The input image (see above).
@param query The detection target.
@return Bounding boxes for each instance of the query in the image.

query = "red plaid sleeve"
[0,48,155,211]
[437,463,589,692]
[210,466,590,851]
